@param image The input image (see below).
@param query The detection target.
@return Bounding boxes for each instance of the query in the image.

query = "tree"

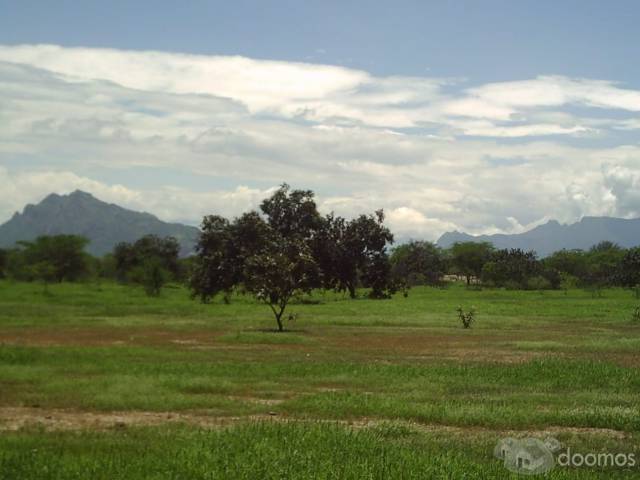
[314,210,395,298]
[243,234,318,331]
[617,247,640,288]
[390,241,446,288]
[190,185,398,327]
[348,210,395,299]
[189,215,238,303]
[113,234,180,295]
[481,249,541,289]
[450,242,494,285]
[260,183,322,240]
[133,258,169,297]
[114,235,180,279]
[13,235,90,282]
[544,249,588,279]
[0,248,7,279]
[582,242,625,288]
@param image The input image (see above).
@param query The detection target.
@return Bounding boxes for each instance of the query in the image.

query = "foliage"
[456,306,476,328]
[581,241,625,289]
[244,238,318,331]
[348,210,395,299]
[259,183,322,240]
[390,241,446,289]
[29,260,57,291]
[7,235,90,282]
[313,210,395,298]
[0,248,6,278]
[450,242,494,285]
[190,185,396,327]
[189,215,238,303]
[617,247,640,288]
[481,248,539,289]
[544,249,588,279]
[526,275,552,291]
[130,258,170,297]
[113,235,179,296]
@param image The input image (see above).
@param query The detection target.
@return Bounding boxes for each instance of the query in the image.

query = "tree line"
[1,185,639,328]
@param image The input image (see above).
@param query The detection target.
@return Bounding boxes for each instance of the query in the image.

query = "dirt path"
[0,406,631,439]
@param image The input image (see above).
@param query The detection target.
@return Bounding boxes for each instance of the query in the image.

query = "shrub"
[456,306,476,329]
[130,258,169,297]
[527,275,552,291]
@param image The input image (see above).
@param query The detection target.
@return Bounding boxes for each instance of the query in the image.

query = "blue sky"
[0,1,639,238]
[2,1,639,82]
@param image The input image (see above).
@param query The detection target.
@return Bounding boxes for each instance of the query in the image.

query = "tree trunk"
[348,283,356,299]
[272,303,286,332]
[466,275,471,286]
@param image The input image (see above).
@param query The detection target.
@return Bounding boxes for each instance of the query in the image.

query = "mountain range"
[1,191,638,258]
[437,217,640,256]
[0,191,200,256]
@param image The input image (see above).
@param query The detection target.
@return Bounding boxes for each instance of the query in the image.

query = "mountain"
[437,217,640,256]
[0,191,200,256]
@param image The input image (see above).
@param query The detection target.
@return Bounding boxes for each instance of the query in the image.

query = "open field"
[1,280,639,478]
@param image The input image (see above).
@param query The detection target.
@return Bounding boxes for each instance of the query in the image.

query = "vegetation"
[1,188,638,309]
[456,306,476,328]
[450,241,494,285]
[5,235,90,283]
[0,281,639,478]
[390,240,446,290]
[113,234,180,296]
[190,185,397,329]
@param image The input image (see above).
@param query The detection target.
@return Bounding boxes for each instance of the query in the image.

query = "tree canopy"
[189,184,397,329]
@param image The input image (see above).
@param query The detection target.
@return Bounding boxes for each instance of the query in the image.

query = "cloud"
[1,44,640,242]
[461,75,640,113]
[602,164,640,218]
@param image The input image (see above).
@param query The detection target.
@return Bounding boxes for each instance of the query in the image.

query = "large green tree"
[390,241,446,288]
[190,185,397,329]
[189,215,238,303]
[312,210,395,298]
[582,241,625,288]
[113,235,180,295]
[481,249,540,289]
[617,246,640,288]
[243,233,318,332]
[450,242,494,285]
[13,235,90,282]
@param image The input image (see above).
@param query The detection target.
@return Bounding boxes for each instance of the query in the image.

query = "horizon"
[1,1,640,240]
[7,188,640,243]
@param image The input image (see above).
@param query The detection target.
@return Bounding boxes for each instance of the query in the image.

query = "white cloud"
[462,75,640,112]
[1,44,640,242]
[602,164,640,218]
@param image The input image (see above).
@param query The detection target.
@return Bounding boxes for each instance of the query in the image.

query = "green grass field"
[1,280,639,478]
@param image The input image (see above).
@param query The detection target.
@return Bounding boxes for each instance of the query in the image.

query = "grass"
[0,422,637,479]
[1,280,639,478]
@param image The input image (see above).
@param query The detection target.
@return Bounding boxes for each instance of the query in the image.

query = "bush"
[527,275,552,291]
[130,258,169,297]
[456,306,476,329]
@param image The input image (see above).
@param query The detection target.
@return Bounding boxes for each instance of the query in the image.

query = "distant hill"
[0,190,200,256]
[437,217,640,257]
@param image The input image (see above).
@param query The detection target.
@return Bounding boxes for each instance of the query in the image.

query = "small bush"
[632,306,640,323]
[456,306,476,329]
[527,275,552,291]
[130,258,169,297]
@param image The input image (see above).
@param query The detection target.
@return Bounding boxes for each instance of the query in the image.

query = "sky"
[1,0,639,240]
